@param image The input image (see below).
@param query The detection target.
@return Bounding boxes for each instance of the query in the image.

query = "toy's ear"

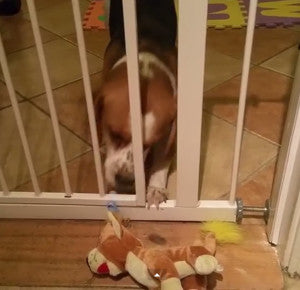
[107,211,122,239]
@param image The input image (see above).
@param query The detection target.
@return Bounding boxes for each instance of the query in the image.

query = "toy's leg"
[161,277,183,290]
[181,275,207,290]
[194,255,220,275]
[187,246,221,275]
[146,254,183,290]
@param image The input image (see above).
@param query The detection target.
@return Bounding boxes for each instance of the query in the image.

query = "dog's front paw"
[146,186,168,209]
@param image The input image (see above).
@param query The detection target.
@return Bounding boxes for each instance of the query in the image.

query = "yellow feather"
[200,221,243,244]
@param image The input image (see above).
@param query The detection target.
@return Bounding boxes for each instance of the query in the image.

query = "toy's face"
[88,212,142,277]
[88,248,124,276]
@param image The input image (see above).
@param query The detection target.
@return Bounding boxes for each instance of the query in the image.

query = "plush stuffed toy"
[87,212,223,290]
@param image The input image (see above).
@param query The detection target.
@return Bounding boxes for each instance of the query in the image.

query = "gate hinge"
[236,198,270,224]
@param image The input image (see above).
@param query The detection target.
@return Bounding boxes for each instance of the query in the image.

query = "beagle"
[95,0,177,208]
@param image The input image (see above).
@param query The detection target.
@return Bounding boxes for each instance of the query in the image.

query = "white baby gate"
[0,0,297,229]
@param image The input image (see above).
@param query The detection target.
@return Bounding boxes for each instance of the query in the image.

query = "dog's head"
[96,53,177,192]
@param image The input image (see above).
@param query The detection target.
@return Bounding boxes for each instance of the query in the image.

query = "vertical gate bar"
[26,0,72,197]
[122,0,146,206]
[229,0,258,203]
[176,0,208,207]
[0,33,41,194]
[71,0,105,195]
[0,165,9,195]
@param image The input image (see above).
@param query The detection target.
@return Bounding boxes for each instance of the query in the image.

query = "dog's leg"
[147,161,171,208]
[147,141,173,208]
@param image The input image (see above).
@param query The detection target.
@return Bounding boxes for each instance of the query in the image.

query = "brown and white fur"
[95,0,178,207]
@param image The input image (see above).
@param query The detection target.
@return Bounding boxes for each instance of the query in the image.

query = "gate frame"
[0,0,272,224]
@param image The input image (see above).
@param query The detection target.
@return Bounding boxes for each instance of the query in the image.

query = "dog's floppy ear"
[107,211,122,239]
[164,118,176,157]
[93,92,104,144]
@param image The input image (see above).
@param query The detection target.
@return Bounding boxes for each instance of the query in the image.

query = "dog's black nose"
[115,174,135,193]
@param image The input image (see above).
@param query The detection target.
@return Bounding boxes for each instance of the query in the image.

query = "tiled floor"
[0,220,284,289]
[0,0,300,289]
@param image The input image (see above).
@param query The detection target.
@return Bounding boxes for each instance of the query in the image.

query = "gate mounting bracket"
[236,198,270,224]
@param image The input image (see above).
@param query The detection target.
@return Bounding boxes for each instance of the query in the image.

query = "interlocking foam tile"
[83,0,107,30]
[83,0,247,30]
[207,0,247,29]
[242,0,300,28]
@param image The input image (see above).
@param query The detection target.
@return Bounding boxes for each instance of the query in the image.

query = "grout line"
[238,155,278,187]
[253,65,294,79]
[218,155,278,200]
[21,3,106,61]
[0,44,103,101]
[0,97,28,111]
[258,65,295,79]
[3,37,58,55]
[28,70,103,101]
[206,28,300,67]
[60,34,106,60]
[26,98,93,147]
[203,70,244,93]
[20,0,70,14]
[256,43,299,66]
[36,26,105,60]
[203,108,282,148]
[13,148,92,191]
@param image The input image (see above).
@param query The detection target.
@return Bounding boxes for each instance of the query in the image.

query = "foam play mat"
[83,0,300,30]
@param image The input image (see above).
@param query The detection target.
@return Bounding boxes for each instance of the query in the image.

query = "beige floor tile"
[16,151,98,193]
[23,0,89,36]
[204,48,243,91]
[0,102,90,190]
[237,160,276,206]
[261,45,299,77]
[204,66,293,144]
[0,39,103,98]
[0,219,100,286]
[208,225,283,289]
[0,80,23,109]
[65,30,110,59]
[0,14,57,54]
[207,27,300,64]
[237,160,276,225]
[31,72,103,144]
[167,112,279,200]
[284,272,300,290]
[20,0,69,12]
[237,161,276,207]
